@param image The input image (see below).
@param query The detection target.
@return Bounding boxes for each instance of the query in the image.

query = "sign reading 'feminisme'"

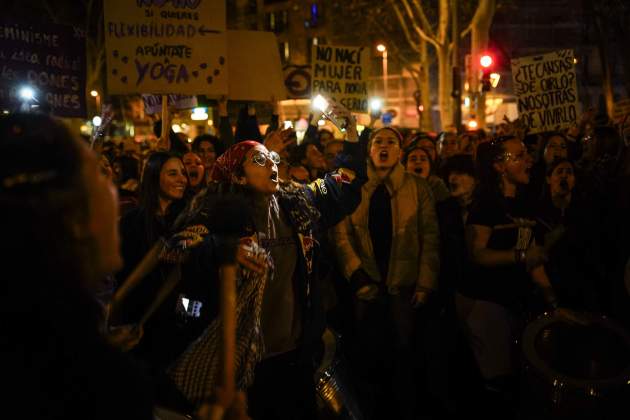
[511,49,579,134]
[0,20,86,117]
[311,44,369,113]
[104,0,227,95]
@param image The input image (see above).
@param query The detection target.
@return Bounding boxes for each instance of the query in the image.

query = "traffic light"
[480,54,493,92]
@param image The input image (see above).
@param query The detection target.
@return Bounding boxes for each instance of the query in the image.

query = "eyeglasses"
[250,150,281,166]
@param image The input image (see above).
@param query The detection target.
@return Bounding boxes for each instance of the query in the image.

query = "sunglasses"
[250,150,281,166]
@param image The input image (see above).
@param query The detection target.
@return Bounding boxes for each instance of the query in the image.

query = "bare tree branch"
[390,3,422,52]
[392,0,439,49]
[409,0,436,40]
[437,0,450,44]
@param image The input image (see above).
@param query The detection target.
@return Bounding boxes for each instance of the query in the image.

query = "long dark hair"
[0,113,101,330]
[474,135,516,200]
[139,151,186,243]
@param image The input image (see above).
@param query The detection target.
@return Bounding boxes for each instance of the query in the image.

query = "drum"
[521,313,630,418]
[314,329,364,420]
[153,406,192,420]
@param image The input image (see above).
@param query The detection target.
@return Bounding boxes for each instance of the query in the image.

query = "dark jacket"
[115,141,366,371]
[277,141,366,354]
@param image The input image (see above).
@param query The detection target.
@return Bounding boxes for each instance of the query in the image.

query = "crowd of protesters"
[2,96,630,420]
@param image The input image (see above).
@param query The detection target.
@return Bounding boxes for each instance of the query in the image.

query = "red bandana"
[210,140,259,183]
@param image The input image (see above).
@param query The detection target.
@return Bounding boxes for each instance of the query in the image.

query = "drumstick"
[138,265,182,328]
[110,241,163,312]
[220,264,237,407]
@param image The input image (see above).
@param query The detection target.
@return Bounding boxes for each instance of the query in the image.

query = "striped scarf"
[167,242,271,406]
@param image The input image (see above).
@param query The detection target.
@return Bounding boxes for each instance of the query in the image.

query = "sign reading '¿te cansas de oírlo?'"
[0,20,86,117]
[511,49,579,134]
[311,45,369,113]
[104,0,227,95]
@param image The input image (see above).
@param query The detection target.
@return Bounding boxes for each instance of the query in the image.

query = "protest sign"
[0,20,86,117]
[227,30,285,101]
[142,94,197,114]
[311,44,369,113]
[511,49,579,134]
[104,0,227,95]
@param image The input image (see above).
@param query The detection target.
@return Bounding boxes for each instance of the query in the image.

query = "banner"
[311,44,369,113]
[142,94,197,114]
[511,49,579,134]
[104,0,227,95]
[227,31,285,101]
[0,20,86,117]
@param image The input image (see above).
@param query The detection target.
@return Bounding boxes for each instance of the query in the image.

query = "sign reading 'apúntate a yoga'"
[104,0,227,95]
[511,49,579,134]
[311,44,369,113]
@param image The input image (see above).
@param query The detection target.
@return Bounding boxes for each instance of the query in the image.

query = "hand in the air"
[263,129,295,154]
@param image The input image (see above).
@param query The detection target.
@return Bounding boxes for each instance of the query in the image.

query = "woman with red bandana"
[173,106,366,419]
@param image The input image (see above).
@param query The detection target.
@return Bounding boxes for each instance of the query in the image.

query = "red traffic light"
[480,55,493,68]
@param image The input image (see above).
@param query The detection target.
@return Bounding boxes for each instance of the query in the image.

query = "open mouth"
[189,170,198,178]
[414,167,423,175]
[559,180,569,190]
[270,172,279,182]
[378,151,389,162]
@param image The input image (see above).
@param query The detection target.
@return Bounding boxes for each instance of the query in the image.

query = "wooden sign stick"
[160,94,169,150]
[219,264,237,407]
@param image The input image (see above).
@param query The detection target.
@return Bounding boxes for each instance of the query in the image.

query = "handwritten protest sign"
[0,20,86,117]
[311,44,369,113]
[511,49,579,134]
[227,31,285,101]
[142,94,197,114]
[104,0,227,95]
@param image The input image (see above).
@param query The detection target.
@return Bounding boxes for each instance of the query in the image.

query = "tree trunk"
[437,45,452,130]
[419,39,433,131]
[593,11,614,119]
[470,0,496,128]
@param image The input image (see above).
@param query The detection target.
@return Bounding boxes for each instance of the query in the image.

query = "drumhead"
[522,313,630,390]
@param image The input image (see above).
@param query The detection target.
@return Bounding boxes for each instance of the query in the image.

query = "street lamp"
[90,90,101,114]
[376,44,388,105]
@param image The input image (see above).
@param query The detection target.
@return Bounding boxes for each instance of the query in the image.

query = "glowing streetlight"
[467,119,478,129]
[92,116,102,127]
[376,44,388,104]
[90,89,101,113]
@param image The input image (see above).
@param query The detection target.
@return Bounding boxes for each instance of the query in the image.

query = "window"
[266,10,289,33]
[306,37,320,63]
[305,3,321,28]
[278,42,290,65]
